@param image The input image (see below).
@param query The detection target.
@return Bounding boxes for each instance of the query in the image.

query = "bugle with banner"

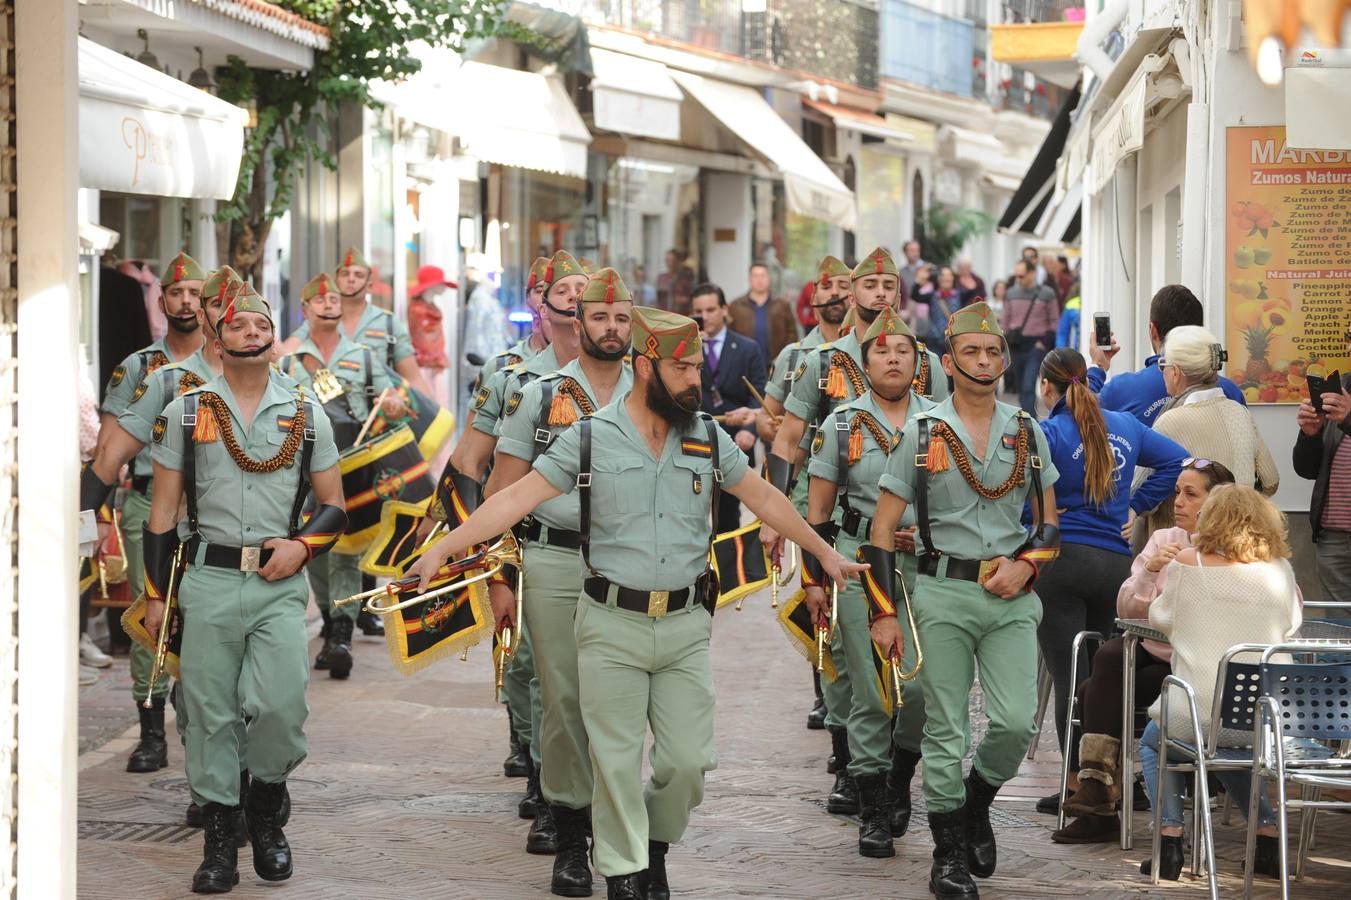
[775,587,837,681]
[710,521,773,610]
[120,543,187,690]
[335,423,434,555]
[359,498,444,578]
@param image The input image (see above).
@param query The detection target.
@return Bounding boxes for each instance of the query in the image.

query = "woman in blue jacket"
[1031,347,1187,812]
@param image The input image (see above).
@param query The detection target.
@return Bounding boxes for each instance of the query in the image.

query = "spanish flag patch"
[277,415,294,431]
[1001,433,1017,449]
[337,359,362,371]
[681,439,712,459]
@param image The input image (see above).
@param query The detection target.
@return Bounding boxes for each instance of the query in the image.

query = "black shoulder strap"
[915,416,937,562]
[832,409,853,517]
[578,416,597,575]
[181,395,200,536]
[814,346,835,427]
[531,379,556,462]
[287,400,318,537]
[705,415,722,545]
[381,310,397,370]
[362,346,376,399]
[1021,413,1045,529]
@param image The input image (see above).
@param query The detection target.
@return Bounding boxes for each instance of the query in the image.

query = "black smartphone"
[1308,370,1342,412]
[1093,311,1112,348]
[692,314,706,333]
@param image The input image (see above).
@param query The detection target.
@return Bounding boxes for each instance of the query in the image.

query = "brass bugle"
[495,624,513,702]
[144,542,184,709]
[775,541,799,586]
[767,566,779,610]
[362,533,523,616]
[890,567,924,708]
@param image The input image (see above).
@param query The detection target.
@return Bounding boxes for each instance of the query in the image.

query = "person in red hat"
[407,264,454,371]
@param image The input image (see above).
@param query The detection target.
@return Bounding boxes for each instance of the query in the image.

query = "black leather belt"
[523,519,581,550]
[585,575,700,617]
[188,539,274,572]
[918,554,993,584]
[131,475,152,495]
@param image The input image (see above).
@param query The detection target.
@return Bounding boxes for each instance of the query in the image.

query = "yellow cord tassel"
[847,427,863,465]
[547,391,577,427]
[825,363,846,399]
[192,403,219,443]
[926,435,949,472]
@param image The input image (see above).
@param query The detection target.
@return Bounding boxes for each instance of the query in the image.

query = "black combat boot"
[319,604,332,639]
[1139,833,1184,880]
[126,698,168,772]
[190,803,239,894]
[232,771,250,848]
[504,727,529,778]
[314,606,333,669]
[855,773,895,858]
[644,840,669,900]
[888,747,922,837]
[605,874,643,900]
[186,801,204,828]
[551,805,593,897]
[928,807,979,897]
[357,608,385,636]
[244,779,293,881]
[826,725,849,774]
[518,745,541,819]
[527,799,558,855]
[964,769,1000,879]
[327,616,354,679]
[826,729,859,815]
[807,671,827,730]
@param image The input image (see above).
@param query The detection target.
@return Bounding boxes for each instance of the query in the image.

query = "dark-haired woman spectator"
[924,266,961,355]
[1050,458,1236,842]
[1030,347,1188,815]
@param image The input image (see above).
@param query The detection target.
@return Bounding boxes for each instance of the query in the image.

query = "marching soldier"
[865,301,1060,898]
[145,285,345,893]
[472,256,552,398]
[287,273,407,679]
[487,267,634,896]
[410,307,865,900]
[80,251,207,773]
[802,306,930,858]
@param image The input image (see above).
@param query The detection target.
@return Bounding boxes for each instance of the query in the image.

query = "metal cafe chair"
[1243,642,1351,900]
[1152,644,1273,900]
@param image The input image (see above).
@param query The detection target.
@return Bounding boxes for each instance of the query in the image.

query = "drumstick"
[354,387,392,446]
[740,376,768,407]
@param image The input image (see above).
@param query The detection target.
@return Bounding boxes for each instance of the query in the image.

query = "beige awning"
[590,49,683,141]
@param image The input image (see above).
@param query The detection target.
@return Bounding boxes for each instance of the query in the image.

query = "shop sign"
[1224,125,1351,403]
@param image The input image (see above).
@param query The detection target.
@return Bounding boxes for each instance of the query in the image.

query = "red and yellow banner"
[1225,125,1351,403]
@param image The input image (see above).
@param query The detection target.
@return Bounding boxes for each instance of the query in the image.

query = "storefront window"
[367,110,397,313]
[858,144,907,255]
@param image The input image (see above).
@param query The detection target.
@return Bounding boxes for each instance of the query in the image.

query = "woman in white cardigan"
[1137,485,1301,881]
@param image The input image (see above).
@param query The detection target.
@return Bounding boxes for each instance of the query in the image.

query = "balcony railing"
[881,0,979,98]
[588,0,879,89]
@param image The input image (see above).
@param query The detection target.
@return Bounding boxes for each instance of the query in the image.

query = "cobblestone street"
[77,590,1351,898]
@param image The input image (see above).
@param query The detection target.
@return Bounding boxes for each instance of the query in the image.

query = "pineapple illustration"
[1242,324,1274,386]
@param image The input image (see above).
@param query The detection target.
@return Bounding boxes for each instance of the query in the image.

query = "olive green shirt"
[287,333,397,423]
[533,398,750,591]
[471,344,560,438]
[153,372,340,546]
[474,335,540,392]
[119,349,221,480]
[291,301,415,371]
[102,338,172,419]
[765,328,824,405]
[808,390,932,525]
[878,397,1058,560]
[497,358,634,532]
[784,330,867,424]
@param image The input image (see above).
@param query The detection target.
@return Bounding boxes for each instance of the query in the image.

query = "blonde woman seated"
[1137,485,1301,881]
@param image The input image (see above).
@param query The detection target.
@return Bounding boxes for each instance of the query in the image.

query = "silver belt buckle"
[646,590,670,618]
[239,547,262,572]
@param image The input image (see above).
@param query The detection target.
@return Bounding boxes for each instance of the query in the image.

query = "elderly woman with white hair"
[1147,326,1279,531]
[954,256,986,307]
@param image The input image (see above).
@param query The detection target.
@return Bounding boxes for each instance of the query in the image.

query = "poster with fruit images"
[1226,125,1351,404]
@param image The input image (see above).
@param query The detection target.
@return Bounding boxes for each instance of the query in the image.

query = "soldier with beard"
[485,268,635,896]
[80,251,207,773]
[411,307,865,900]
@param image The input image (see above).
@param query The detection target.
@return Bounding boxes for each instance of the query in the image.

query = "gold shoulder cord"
[559,378,597,416]
[197,392,306,473]
[834,351,867,397]
[930,420,1028,500]
[177,371,206,395]
[913,351,930,395]
[145,351,171,376]
[846,411,894,465]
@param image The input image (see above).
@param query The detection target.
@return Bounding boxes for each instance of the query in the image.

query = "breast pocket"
[591,456,648,515]
[671,456,714,518]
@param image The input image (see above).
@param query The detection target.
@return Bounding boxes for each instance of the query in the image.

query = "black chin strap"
[542,300,577,319]
[949,354,1008,385]
[223,340,275,359]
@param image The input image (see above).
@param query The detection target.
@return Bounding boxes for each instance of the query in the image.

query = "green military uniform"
[876,302,1058,816]
[498,279,635,815]
[291,248,416,373]
[153,354,339,812]
[531,308,749,882]
[471,256,551,395]
[471,345,560,439]
[287,324,398,626]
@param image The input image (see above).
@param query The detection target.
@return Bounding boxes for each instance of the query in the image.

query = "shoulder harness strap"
[531,378,556,462]
[287,400,319,538]
[1020,413,1045,529]
[578,416,598,575]
[915,416,937,563]
[705,415,723,547]
[362,346,376,399]
[181,394,200,536]
[831,409,855,526]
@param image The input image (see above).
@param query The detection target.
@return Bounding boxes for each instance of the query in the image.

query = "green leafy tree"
[213,0,512,279]
[915,203,994,268]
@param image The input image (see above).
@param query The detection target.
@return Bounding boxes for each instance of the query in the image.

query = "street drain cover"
[78,820,198,844]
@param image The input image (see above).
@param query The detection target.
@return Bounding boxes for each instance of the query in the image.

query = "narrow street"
[76,587,1351,898]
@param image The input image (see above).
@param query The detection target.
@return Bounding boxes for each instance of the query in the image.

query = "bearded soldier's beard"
[855,304,882,324]
[581,325,629,361]
[645,372,700,429]
[167,313,201,334]
[817,297,847,325]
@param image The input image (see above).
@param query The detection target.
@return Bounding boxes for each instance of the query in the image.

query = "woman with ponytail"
[1031,348,1189,824]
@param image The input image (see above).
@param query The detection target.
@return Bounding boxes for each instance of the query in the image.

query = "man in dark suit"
[691,283,767,533]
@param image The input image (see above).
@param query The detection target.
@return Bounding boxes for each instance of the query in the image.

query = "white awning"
[77,37,248,200]
[670,71,856,230]
[379,58,591,180]
[590,49,682,142]
[983,172,1023,192]
[802,99,914,145]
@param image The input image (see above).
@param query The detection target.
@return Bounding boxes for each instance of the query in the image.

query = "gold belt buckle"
[976,559,998,586]
[646,590,670,618]
[240,547,262,573]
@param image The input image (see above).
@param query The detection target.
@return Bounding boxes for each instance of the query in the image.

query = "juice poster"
[1225,125,1351,404]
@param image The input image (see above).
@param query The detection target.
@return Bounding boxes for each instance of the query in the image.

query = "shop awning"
[77,37,248,200]
[590,49,683,142]
[378,59,592,180]
[802,98,913,144]
[999,81,1081,235]
[671,71,857,230]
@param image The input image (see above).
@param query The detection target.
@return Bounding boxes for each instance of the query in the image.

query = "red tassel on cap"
[672,338,688,359]
[604,273,615,303]
[874,248,884,274]
[344,250,353,268]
